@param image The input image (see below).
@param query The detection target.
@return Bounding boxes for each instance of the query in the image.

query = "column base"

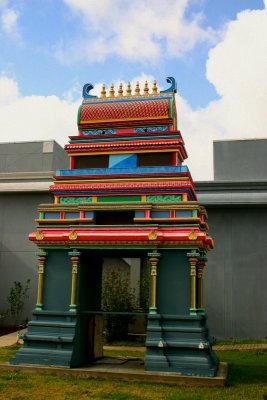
[190,308,206,315]
[149,306,158,315]
[35,304,43,311]
[69,304,77,312]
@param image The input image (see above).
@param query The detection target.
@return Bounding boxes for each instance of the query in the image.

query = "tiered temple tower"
[12,77,218,377]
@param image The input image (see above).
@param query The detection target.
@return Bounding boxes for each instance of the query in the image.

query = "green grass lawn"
[216,338,267,345]
[0,345,266,400]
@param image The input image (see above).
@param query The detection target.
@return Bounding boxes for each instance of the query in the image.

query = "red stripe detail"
[29,226,213,248]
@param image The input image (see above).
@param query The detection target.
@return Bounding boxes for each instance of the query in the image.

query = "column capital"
[68,249,81,257]
[147,251,161,259]
[36,250,47,256]
[37,250,47,262]
[198,255,207,262]
[187,251,200,259]
[197,257,207,269]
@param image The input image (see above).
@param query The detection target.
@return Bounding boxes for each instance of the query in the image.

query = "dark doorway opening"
[95,211,135,225]
[78,250,149,364]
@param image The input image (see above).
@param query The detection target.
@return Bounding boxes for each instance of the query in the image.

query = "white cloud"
[0,76,78,146]
[179,5,267,180]
[0,5,22,44]
[0,75,19,105]
[1,8,17,32]
[0,76,162,150]
[57,0,216,63]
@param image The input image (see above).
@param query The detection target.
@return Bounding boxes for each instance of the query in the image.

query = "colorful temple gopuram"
[12,77,219,377]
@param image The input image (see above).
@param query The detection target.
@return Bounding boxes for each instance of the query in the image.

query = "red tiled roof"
[79,99,170,124]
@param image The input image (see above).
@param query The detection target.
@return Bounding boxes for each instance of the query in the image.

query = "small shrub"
[7,279,30,327]
[102,270,137,342]
[0,310,8,325]
[139,266,150,312]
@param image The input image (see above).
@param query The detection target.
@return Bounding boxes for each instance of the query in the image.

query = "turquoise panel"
[147,194,182,202]
[42,250,72,311]
[135,211,145,218]
[109,153,137,168]
[84,211,94,218]
[44,212,60,219]
[157,250,190,314]
[175,211,193,217]
[56,166,188,177]
[65,212,80,219]
[151,211,170,218]
[60,197,92,204]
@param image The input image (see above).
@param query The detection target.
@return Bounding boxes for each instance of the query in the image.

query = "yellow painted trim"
[92,197,98,203]
[69,253,80,309]
[182,194,187,201]
[37,273,44,306]
[141,195,146,202]
[79,115,169,124]
[191,270,196,309]
[53,176,190,184]
[149,255,160,310]
[68,149,183,157]
[54,196,59,204]
[35,218,93,224]
[70,271,78,306]
[38,202,199,212]
[134,217,200,223]
[198,275,203,309]
[36,253,46,308]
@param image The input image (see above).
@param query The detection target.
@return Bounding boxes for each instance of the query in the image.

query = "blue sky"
[0,0,266,179]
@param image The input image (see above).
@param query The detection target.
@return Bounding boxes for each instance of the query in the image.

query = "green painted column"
[147,252,161,314]
[68,250,81,312]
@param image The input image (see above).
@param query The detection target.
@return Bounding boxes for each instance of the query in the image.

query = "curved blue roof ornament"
[83,83,97,99]
[160,77,177,94]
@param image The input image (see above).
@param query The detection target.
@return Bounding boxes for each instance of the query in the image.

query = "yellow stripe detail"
[80,115,169,124]
[68,150,183,157]
[53,177,190,185]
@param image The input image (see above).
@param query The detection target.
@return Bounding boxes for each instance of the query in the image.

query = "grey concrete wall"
[204,206,267,339]
[214,139,267,181]
[0,141,69,173]
[0,192,53,325]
